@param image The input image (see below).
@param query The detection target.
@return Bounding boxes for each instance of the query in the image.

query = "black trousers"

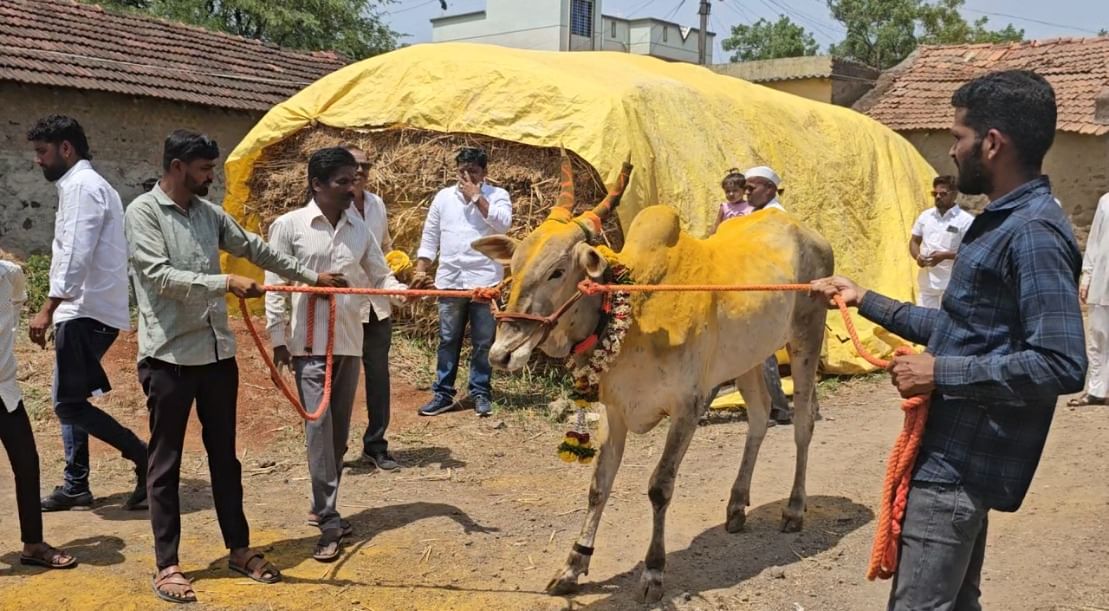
[138,358,249,569]
[0,399,42,544]
[361,312,392,456]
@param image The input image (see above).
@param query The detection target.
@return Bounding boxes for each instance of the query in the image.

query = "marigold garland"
[559,259,633,464]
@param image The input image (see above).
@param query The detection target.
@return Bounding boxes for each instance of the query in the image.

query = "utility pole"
[697,0,711,65]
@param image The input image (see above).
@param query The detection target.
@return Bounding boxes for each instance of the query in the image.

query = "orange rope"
[240,280,927,580]
[575,281,929,581]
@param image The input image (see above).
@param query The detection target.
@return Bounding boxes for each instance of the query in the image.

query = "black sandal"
[20,544,77,569]
[313,528,344,563]
[229,551,282,584]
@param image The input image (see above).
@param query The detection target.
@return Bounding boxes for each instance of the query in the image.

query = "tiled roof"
[0,0,348,112]
[859,38,1109,136]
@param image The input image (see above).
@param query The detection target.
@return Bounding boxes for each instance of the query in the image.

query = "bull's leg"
[780,306,825,532]
[546,410,627,595]
[725,366,773,533]
[637,408,699,603]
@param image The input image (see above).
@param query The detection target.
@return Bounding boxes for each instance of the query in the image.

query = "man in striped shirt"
[265,147,406,563]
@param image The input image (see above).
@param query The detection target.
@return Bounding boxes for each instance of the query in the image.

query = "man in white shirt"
[740,164,792,423]
[25,115,148,513]
[266,147,406,562]
[1072,191,1109,406]
[909,175,975,309]
[342,144,399,470]
[1,258,77,569]
[412,147,512,417]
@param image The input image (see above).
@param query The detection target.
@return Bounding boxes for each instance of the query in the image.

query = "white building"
[431,0,715,64]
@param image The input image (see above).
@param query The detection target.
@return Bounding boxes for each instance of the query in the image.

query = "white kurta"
[1081,193,1109,397]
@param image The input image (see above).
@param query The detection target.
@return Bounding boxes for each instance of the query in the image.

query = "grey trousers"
[888,482,989,611]
[294,355,360,532]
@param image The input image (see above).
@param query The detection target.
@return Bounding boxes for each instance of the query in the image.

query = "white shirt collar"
[307,199,351,230]
[55,159,92,189]
[935,205,962,220]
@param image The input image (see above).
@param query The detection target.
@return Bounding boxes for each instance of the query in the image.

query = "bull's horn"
[554,145,575,211]
[590,156,633,220]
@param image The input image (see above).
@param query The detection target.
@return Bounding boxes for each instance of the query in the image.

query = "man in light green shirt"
[126,130,346,604]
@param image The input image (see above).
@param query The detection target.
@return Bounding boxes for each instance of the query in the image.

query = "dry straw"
[245,126,624,341]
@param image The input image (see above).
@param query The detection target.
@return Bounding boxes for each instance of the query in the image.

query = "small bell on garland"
[557,399,597,464]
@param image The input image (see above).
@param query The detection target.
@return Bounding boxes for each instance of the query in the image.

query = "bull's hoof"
[635,568,665,603]
[779,511,804,533]
[546,549,591,596]
[546,572,580,596]
[725,508,747,533]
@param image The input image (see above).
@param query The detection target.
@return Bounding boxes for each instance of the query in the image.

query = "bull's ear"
[472,235,519,265]
[574,242,608,280]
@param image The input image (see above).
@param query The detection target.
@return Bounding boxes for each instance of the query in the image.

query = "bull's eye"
[548,269,564,281]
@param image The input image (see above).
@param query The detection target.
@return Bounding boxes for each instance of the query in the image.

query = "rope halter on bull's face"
[482,148,634,351]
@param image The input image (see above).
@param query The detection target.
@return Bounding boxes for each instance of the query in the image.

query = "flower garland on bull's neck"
[558,258,633,464]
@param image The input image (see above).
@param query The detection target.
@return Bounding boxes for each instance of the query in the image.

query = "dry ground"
[1,323,1107,610]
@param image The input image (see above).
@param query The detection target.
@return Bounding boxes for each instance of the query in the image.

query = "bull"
[472,155,834,602]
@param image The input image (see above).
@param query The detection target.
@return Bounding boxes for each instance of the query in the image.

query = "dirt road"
[1,326,1107,610]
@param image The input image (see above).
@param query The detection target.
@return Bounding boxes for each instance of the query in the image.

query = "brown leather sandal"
[152,567,196,604]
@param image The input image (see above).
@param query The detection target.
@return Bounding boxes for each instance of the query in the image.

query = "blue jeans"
[54,318,146,495]
[888,482,989,611]
[432,297,495,400]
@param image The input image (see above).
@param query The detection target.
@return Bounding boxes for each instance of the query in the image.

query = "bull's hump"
[625,205,682,249]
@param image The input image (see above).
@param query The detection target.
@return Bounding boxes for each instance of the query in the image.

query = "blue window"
[571,0,593,37]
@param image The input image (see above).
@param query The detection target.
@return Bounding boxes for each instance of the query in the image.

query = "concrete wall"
[432,0,579,52]
[903,130,1109,231]
[711,56,877,107]
[601,16,631,53]
[0,82,261,257]
[830,59,879,107]
[758,78,833,103]
[627,20,713,63]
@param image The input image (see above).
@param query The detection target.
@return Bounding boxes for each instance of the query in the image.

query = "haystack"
[224,43,941,373]
[244,126,623,340]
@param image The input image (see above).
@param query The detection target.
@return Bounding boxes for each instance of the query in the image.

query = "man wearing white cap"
[742,165,791,422]
[743,166,786,212]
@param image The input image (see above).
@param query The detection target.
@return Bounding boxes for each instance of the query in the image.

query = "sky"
[381,0,1109,62]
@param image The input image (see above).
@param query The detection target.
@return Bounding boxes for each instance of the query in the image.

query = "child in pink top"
[711,169,753,234]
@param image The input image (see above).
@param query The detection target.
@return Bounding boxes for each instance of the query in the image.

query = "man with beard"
[125,130,347,603]
[266,147,406,562]
[909,175,974,309]
[812,70,1086,610]
[26,115,149,513]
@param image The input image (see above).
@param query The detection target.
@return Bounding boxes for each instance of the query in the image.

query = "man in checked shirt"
[813,70,1086,610]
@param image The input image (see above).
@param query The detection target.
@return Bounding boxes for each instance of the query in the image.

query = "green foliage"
[722,15,820,62]
[22,254,51,315]
[88,0,398,60]
[827,0,1023,69]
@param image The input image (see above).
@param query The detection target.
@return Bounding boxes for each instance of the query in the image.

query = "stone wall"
[0,83,262,256]
[903,130,1109,236]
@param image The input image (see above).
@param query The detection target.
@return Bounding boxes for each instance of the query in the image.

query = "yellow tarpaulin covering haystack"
[223,43,934,374]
